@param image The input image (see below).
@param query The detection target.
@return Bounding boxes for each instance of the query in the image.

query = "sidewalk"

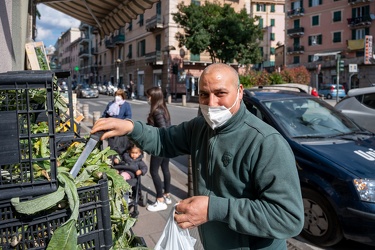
[79,99,313,250]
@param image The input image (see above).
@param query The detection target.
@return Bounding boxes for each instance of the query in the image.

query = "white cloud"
[35,4,81,47]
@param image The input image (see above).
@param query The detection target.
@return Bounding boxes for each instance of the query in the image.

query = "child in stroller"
[112,140,148,217]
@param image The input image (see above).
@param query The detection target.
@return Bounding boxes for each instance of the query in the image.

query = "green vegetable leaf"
[46,219,78,250]
[11,186,65,215]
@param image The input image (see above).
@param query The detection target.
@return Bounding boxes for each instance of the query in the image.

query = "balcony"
[347,16,372,28]
[105,38,115,49]
[287,45,304,54]
[113,34,125,45]
[348,0,373,5]
[287,8,304,18]
[92,27,99,34]
[145,51,163,65]
[79,23,89,31]
[78,49,90,57]
[79,37,90,45]
[287,27,305,37]
[146,14,163,32]
[91,47,99,55]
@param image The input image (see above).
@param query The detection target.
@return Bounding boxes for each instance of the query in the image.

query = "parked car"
[97,83,107,95]
[75,83,99,98]
[335,86,375,133]
[242,88,375,247]
[318,83,346,99]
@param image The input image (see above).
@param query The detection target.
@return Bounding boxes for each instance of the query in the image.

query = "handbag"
[154,206,196,250]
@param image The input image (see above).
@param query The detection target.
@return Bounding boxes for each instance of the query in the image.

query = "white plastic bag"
[154,207,196,250]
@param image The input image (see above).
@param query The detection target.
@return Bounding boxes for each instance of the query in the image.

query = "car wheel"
[300,188,343,247]
[327,94,332,99]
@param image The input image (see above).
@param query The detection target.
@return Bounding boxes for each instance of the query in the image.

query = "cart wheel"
[140,192,148,207]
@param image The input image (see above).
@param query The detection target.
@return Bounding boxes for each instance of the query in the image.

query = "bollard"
[167,95,172,104]
[82,104,89,121]
[182,95,186,106]
[93,111,101,125]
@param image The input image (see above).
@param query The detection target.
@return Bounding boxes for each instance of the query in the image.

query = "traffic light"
[339,60,344,72]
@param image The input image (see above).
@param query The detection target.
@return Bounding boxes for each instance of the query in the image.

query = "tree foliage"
[173,1,262,64]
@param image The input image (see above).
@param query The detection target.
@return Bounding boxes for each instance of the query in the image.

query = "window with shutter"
[312,15,319,26]
[333,11,341,22]
[333,32,341,43]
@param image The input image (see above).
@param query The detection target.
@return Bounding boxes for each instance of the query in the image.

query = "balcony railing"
[146,14,163,32]
[105,38,115,49]
[79,23,89,31]
[347,16,372,28]
[145,51,163,64]
[92,27,99,34]
[287,45,304,54]
[91,47,99,55]
[287,8,304,18]
[113,34,125,44]
[287,27,305,37]
[79,49,90,57]
[348,0,373,4]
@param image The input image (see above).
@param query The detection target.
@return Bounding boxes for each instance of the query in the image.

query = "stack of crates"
[0,71,112,249]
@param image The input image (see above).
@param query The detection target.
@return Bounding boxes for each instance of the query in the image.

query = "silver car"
[335,87,375,133]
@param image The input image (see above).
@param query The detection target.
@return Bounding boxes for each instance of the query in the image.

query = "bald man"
[91,63,303,250]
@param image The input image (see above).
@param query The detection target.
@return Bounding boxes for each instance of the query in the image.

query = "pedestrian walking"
[144,87,172,212]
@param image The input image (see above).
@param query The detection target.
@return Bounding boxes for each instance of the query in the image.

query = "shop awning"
[347,39,365,51]
[35,0,159,36]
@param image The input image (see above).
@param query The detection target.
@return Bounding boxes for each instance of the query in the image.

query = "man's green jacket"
[129,102,304,250]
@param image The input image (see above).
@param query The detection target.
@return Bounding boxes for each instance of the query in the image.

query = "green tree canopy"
[173,1,263,64]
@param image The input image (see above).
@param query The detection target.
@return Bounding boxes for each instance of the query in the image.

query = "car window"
[362,93,375,109]
[264,98,360,137]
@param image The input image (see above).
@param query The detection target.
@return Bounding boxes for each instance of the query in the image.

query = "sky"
[35,4,81,48]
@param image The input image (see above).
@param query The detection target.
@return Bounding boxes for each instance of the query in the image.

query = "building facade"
[71,0,277,98]
[57,27,81,77]
[285,0,375,90]
[251,0,286,72]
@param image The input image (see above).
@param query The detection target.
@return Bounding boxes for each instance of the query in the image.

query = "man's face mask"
[199,89,239,129]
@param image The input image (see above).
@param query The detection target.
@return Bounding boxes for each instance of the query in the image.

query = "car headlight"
[353,179,375,202]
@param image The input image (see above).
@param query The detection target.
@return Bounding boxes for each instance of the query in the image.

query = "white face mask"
[115,96,122,103]
[200,89,239,129]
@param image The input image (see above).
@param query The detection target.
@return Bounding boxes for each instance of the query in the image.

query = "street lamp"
[115,58,121,87]
[163,45,176,99]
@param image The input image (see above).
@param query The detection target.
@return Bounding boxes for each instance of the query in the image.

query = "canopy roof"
[35,0,159,36]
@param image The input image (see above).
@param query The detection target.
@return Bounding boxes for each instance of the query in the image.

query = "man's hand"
[174,196,209,229]
[91,118,134,140]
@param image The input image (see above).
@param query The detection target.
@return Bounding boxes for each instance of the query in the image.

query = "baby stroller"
[107,135,148,218]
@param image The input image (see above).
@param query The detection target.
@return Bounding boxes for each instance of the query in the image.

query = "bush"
[240,66,310,87]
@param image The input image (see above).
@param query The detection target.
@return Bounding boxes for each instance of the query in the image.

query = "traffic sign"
[349,64,358,73]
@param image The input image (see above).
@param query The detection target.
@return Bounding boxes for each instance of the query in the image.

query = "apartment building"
[85,0,280,98]
[285,0,375,89]
[54,0,286,96]
[57,27,81,77]
[251,0,286,71]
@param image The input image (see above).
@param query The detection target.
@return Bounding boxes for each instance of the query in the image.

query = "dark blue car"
[243,88,375,247]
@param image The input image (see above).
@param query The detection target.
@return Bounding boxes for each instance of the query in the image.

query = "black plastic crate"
[0,177,112,249]
[0,71,59,200]
[52,70,83,153]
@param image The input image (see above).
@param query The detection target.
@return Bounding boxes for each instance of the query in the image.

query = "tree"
[173,1,262,64]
